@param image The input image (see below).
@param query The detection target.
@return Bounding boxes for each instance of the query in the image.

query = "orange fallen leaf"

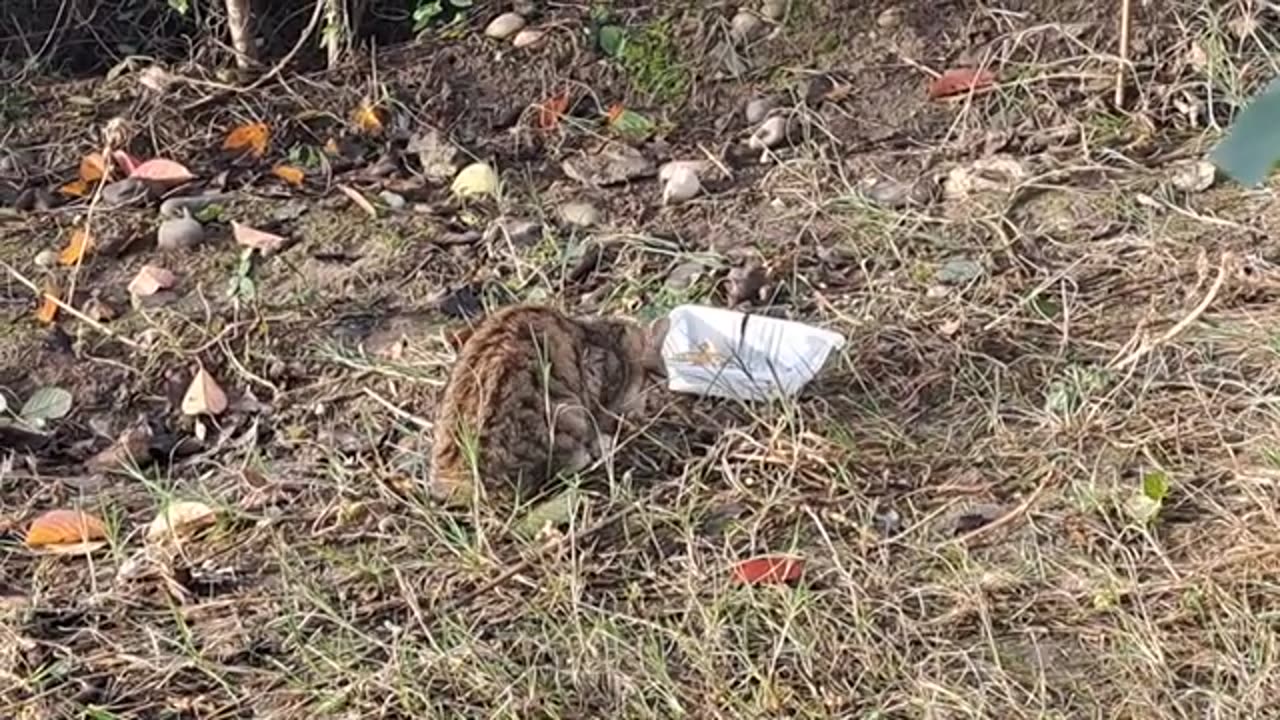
[336,184,377,218]
[128,264,177,297]
[25,509,107,547]
[352,101,384,135]
[605,103,626,124]
[57,227,93,266]
[79,152,106,182]
[733,554,805,585]
[232,221,286,255]
[35,281,59,324]
[129,158,196,184]
[927,68,997,99]
[271,164,305,187]
[58,179,90,198]
[536,89,571,132]
[223,121,270,158]
[182,367,228,416]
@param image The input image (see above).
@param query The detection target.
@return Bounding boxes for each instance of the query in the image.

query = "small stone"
[876,6,903,28]
[863,176,937,209]
[559,201,601,228]
[562,145,656,187]
[730,11,764,42]
[666,261,707,291]
[379,190,406,210]
[512,28,547,49]
[937,257,984,285]
[1170,159,1216,193]
[484,12,526,40]
[748,116,787,150]
[660,164,703,204]
[745,96,779,124]
[34,249,57,268]
[761,0,787,21]
[157,213,204,251]
[101,177,149,207]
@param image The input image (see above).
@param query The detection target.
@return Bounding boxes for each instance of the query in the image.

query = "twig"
[0,260,144,350]
[945,473,1051,547]
[1114,0,1132,107]
[1108,253,1231,373]
[181,0,328,111]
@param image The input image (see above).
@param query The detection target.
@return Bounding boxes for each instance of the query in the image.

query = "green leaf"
[608,107,656,140]
[516,488,581,539]
[1142,470,1169,503]
[21,386,72,422]
[598,25,627,57]
[1210,76,1280,187]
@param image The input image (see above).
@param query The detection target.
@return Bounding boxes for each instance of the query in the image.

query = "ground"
[2,0,1280,718]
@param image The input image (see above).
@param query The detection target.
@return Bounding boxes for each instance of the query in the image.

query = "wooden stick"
[1114,0,1132,107]
[0,260,143,350]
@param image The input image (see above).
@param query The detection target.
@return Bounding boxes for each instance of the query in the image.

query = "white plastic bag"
[660,305,846,401]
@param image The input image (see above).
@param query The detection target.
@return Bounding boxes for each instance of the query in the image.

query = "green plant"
[413,0,472,32]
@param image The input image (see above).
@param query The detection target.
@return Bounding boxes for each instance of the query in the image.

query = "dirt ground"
[4,0,1280,717]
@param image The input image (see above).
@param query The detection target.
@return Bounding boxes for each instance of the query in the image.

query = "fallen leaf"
[271,164,305,186]
[352,101,383,135]
[597,24,627,56]
[58,180,90,197]
[57,227,93,265]
[25,509,107,548]
[130,158,196,185]
[928,68,997,99]
[112,150,141,175]
[79,152,106,182]
[146,500,217,541]
[605,104,656,140]
[232,221,286,255]
[336,184,378,217]
[128,264,177,297]
[733,554,805,585]
[21,386,72,422]
[537,89,570,132]
[181,367,228,416]
[223,121,270,158]
[450,162,498,198]
[35,281,59,324]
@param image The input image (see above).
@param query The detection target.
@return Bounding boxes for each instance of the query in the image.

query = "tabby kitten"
[429,304,668,504]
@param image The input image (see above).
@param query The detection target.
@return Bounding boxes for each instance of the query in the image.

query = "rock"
[761,0,787,21]
[559,201,601,228]
[748,116,788,150]
[101,177,150,207]
[863,176,937,209]
[512,28,547,49]
[877,6,903,28]
[660,163,703,204]
[379,190,406,210]
[157,213,204,251]
[33,249,57,268]
[666,261,707,291]
[562,145,656,187]
[1170,159,1216,193]
[730,11,764,42]
[745,96,779,124]
[485,12,526,39]
[936,257,984,285]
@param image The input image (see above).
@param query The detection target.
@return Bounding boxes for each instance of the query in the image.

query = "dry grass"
[5,1,1280,718]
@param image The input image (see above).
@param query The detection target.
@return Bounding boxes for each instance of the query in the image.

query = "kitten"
[429,304,668,505]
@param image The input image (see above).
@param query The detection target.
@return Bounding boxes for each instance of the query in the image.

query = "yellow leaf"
[57,227,93,266]
[182,367,228,416]
[223,121,270,158]
[25,509,107,547]
[79,153,106,182]
[35,281,59,324]
[271,164,305,186]
[58,180,89,198]
[352,102,383,135]
[146,500,217,542]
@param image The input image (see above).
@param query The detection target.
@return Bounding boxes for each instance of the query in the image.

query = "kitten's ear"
[642,316,670,376]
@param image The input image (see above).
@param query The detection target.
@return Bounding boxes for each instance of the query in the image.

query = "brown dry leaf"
[57,227,93,266]
[271,165,305,187]
[80,153,106,182]
[128,264,177,297]
[35,281,59,324]
[58,180,90,198]
[928,68,997,99]
[336,184,378,217]
[352,101,384,135]
[25,509,107,548]
[129,158,196,184]
[146,500,217,542]
[182,367,228,416]
[536,89,571,132]
[231,221,286,255]
[86,425,151,473]
[223,121,270,158]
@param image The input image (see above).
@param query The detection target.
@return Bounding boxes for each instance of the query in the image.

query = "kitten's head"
[587,314,670,414]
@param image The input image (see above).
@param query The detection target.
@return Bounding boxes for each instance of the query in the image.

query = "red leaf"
[537,89,571,132]
[129,158,195,184]
[733,555,805,585]
[927,68,996,99]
